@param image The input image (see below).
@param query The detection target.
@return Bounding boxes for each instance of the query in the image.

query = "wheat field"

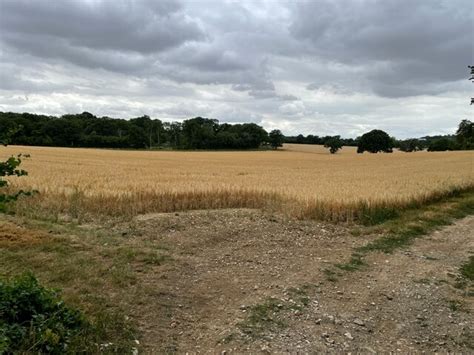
[2,144,473,221]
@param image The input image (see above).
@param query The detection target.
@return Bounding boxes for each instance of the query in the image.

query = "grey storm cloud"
[290,0,472,97]
[0,0,472,138]
[0,0,204,54]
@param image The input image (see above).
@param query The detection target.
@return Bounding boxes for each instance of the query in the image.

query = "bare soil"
[121,209,474,353]
[1,209,472,353]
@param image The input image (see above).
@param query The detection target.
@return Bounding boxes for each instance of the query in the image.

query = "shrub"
[0,273,86,353]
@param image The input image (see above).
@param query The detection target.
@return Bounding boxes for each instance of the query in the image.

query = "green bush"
[0,273,86,353]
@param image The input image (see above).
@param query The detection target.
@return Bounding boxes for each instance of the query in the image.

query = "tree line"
[0,111,471,153]
[0,112,282,150]
[286,119,473,153]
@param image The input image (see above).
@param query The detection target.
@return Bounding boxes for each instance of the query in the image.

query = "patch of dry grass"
[2,144,473,221]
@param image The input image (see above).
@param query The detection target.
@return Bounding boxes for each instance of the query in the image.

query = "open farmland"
[2,144,473,221]
[1,144,474,352]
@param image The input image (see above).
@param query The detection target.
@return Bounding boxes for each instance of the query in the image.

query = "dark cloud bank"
[0,0,472,138]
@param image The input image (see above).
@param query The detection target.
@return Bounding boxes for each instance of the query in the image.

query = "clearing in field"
[2,144,473,221]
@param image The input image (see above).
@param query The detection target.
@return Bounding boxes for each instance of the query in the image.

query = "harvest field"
[2,144,473,221]
[1,145,474,352]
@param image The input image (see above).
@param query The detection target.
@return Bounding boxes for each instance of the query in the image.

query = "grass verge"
[335,191,474,272]
[0,216,171,352]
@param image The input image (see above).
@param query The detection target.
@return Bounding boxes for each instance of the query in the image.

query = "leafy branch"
[0,126,35,210]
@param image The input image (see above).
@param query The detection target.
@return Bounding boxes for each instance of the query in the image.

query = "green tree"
[268,129,284,149]
[456,119,473,150]
[427,138,456,151]
[324,136,343,154]
[399,138,423,152]
[182,117,219,149]
[127,125,147,149]
[357,129,393,153]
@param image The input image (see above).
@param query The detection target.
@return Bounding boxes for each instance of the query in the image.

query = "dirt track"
[122,210,473,353]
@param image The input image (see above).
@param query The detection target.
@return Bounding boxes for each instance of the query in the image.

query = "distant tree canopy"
[456,119,473,150]
[0,112,269,150]
[268,129,284,149]
[427,138,457,152]
[1,112,472,153]
[425,120,473,152]
[398,138,423,152]
[357,129,393,153]
[284,134,358,147]
[324,136,343,154]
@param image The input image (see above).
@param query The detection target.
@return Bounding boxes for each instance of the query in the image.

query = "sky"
[0,0,472,138]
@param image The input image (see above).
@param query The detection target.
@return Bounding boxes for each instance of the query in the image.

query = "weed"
[447,299,465,312]
[336,254,365,271]
[323,268,339,282]
[237,298,286,338]
[460,256,474,281]
[237,287,312,339]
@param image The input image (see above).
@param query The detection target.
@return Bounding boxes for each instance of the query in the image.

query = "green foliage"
[423,120,473,151]
[268,129,284,149]
[427,138,457,151]
[285,134,358,146]
[324,135,343,154]
[0,155,33,212]
[0,273,86,353]
[0,155,28,187]
[399,138,424,152]
[0,112,269,150]
[2,112,473,152]
[357,129,393,153]
[456,119,474,150]
[1,128,34,211]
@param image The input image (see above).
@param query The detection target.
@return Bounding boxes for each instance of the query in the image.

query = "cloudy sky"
[0,0,472,138]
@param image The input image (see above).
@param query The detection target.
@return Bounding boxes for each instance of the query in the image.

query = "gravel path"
[128,211,474,353]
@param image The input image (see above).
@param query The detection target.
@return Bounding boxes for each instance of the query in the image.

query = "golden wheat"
[2,144,473,221]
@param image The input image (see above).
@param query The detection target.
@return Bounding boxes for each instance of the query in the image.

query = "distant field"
[2,144,473,221]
